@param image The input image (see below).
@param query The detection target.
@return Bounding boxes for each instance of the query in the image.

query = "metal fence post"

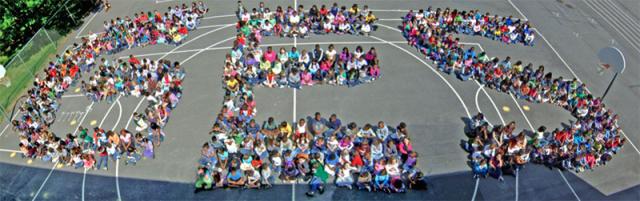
[43,28,55,44]
[17,54,25,64]
[65,4,77,24]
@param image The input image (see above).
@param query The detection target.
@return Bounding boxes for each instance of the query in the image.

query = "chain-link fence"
[0,0,100,123]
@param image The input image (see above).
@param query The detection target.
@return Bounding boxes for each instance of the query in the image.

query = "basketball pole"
[597,46,625,102]
[601,72,618,101]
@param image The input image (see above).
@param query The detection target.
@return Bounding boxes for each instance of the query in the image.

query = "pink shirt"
[264,51,276,62]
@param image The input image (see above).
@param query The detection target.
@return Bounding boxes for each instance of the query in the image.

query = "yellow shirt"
[260,60,271,71]
[349,8,360,15]
[366,14,377,23]
[280,123,292,137]
[227,79,238,89]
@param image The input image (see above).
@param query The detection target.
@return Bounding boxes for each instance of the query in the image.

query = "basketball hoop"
[597,46,626,100]
[597,63,611,75]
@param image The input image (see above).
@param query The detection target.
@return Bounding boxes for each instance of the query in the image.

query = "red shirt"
[351,153,364,167]
[178,26,188,35]
[128,57,140,65]
[555,130,570,144]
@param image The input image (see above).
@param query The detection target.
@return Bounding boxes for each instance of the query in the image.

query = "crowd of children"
[11,2,205,170]
[194,2,427,195]
[236,1,379,39]
[401,8,625,180]
[403,7,535,47]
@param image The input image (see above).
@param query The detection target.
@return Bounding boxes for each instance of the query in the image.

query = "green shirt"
[314,165,329,182]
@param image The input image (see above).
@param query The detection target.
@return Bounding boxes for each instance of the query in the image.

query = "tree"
[0,0,100,63]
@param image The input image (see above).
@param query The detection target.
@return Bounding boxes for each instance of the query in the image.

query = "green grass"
[0,43,57,119]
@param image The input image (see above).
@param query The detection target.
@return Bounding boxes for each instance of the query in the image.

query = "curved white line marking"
[113,100,122,201]
[99,95,121,128]
[181,37,235,62]
[474,81,506,125]
[116,35,235,200]
[125,98,145,130]
[82,95,120,201]
[113,100,122,130]
[157,24,234,60]
[508,92,534,131]
[370,35,471,118]
[474,84,494,126]
[72,102,95,136]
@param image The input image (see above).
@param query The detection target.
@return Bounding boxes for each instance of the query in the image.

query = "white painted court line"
[198,24,233,29]
[377,23,402,33]
[474,84,494,126]
[98,96,120,128]
[0,112,20,138]
[155,0,175,4]
[116,158,122,201]
[114,100,123,130]
[72,102,95,136]
[81,95,120,201]
[62,93,85,98]
[113,35,236,199]
[202,14,235,20]
[75,12,99,39]
[158,24,234,60]
[180,37,235,62]
[508,0,640,156]
[31,163,57,201]
[507,85,583,201]
[370,35,472,118]
[370,9,409,12]
[471,177,480,201]
[125,98,145,130]
[0,148,20,153]
[584,0,640,60]
[378,18,403,21]
[508,93,534,132]
[507,0,528,21]
[81,168,88,201]
[558,170,582,201]
[474,81,506,125]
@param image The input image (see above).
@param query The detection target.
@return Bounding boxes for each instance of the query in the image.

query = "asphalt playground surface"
[0,0,639,200]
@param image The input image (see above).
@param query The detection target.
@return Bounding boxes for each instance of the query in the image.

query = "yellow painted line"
[70,120,77,126]
[75,88,81,93]
[523,105,530,111]
[502,106,511,112]
[90,120,97,126]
